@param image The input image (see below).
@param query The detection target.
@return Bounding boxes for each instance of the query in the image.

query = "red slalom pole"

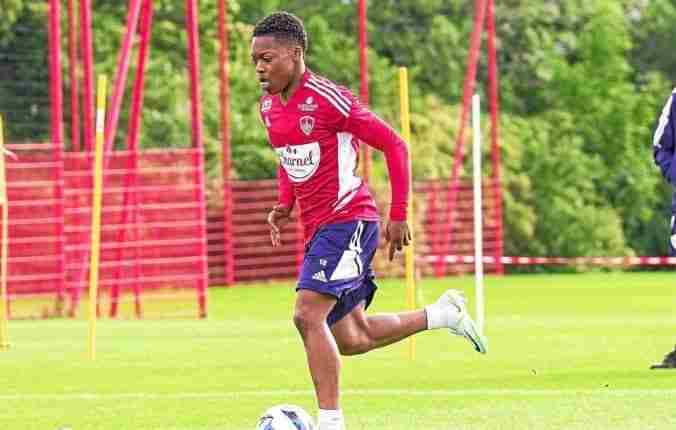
[79,0,95,152]
[358,0,371,183]
[104,0,143,161]
[110,0,154,318]
[67,0,81,152]
[437,0,488,277]
[71,0,96,317]
[185,0,208,318]
[485,0,504,275]
[48,0,67,316]
[218,0,235,285]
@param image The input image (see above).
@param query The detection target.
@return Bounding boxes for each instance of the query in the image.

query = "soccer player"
[652,87,676,369]
[251,12,487,429]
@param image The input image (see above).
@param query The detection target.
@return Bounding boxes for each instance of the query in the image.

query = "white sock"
[318,408,345,430]
[425,304,445,329]
[425,303,461,330]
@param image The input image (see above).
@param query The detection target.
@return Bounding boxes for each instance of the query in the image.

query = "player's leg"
[294,221,379,430]
[651,216,676,369]
[293,288,341,410]
[331,287,487,355]
[330,299,426,355]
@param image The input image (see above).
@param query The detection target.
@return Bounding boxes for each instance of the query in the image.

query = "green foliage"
[530,1,667,255]
[0,3,50,141]
[501,112,630,258]
[630,0,676,80]
[0,0,26,43]
[227,21,278,179]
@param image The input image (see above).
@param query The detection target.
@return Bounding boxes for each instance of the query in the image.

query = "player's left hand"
[385,220,411,261]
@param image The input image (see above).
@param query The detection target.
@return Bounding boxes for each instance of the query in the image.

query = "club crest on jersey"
[298,96,318,112]
[261,98,272,112]
[299,115,315,136]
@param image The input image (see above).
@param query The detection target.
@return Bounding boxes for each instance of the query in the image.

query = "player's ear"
[292,45,303,62]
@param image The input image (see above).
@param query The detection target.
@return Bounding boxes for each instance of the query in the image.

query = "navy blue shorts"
[297,220,379,326]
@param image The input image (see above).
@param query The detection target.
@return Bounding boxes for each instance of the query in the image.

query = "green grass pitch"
[1,272,675,429]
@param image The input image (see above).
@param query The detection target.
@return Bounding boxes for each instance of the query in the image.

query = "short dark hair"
[253,11,307,52]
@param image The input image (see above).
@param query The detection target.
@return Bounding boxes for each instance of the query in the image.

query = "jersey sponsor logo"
[298,96,318,112]
[299,115,315,136]
[261,98,272,112]
[276,142,321,183]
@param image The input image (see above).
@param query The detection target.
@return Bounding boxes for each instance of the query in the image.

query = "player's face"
[251,36,298,95]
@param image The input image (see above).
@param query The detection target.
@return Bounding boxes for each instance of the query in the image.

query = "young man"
[652,87,676,370]
[251,11,487,429]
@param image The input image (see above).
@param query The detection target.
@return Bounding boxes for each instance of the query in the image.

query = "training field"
[1,272,675,429]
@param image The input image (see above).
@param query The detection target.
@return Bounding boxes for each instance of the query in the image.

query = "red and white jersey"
[260,70,409,241]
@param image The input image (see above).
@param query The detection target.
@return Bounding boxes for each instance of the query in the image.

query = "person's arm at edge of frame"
[654,89,676,184]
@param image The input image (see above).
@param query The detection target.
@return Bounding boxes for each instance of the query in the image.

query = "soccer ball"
[256,404,315,430]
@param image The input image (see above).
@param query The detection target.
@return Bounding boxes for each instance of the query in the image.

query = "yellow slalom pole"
[89,75,107,360]
[399,67,416,360]
[0,115,9,350]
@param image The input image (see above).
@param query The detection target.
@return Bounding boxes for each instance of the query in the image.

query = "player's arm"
[268,165,295,247]
[654,90,676,184]
[259,97,295,247]
[343,99,412,261]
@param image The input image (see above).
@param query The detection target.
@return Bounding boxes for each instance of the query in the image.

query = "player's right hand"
[267,205,292,247]
[385,220,411,261]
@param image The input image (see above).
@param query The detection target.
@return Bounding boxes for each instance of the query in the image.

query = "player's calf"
[334,331,373,356]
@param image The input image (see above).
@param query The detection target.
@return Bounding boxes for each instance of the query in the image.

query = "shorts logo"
[299,115,315,136]
[261,98,272,112]
[298,96,318,112]
[312,270,328,283]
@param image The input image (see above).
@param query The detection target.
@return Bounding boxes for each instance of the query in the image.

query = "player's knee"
[292,307,322,337]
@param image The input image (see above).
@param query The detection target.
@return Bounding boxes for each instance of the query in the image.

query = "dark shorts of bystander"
[669,216,676,257]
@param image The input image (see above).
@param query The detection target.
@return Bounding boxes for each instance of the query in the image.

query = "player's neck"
[280,64,306,105]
